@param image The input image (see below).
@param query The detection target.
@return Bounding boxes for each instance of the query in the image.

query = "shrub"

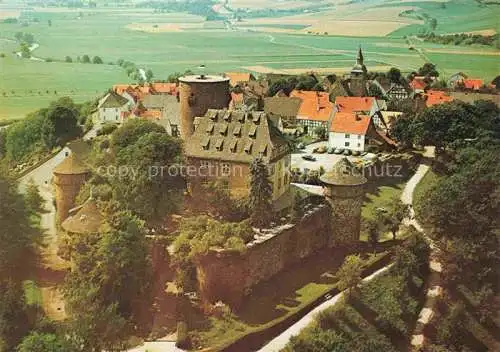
[176,321,189,348]
[96,123,117,136]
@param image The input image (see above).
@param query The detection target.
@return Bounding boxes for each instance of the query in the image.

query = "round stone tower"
[178,74,230,139]
[53,153,89,224]
[320,157,367,246]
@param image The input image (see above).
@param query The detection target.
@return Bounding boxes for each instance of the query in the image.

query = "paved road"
[257,265,393,352]
[291,141,342,171]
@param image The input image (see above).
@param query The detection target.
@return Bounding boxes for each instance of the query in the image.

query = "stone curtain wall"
[195,204,332,308]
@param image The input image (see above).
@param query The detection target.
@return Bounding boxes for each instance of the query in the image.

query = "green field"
[0,0,498,119]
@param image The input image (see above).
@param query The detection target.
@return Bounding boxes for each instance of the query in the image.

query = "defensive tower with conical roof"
[321,158,367,245]
[53,153,90,224]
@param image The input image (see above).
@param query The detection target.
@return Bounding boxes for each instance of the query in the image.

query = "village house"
[224,72,256,87]
[185,109,291,201]
[409,76,433,93]
[289,90,334,136]
[425,90,454,107]
[97,91,130,123]
[141,94,181,137]
[328,112,394,152]
[334,96,386,130]
[263,95,302,132]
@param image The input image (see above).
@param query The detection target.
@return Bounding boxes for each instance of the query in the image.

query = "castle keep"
[178,74,231,139]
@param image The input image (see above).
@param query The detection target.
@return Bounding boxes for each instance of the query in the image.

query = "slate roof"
[290,90,333,122]
[264,96,302,117]
[185,109,290,164]
[320,157,367,186]
[62,199,104,234]
[330,112,371,135]
[53,154,89,175]
[98,91,129,109]
[142,94,180,125]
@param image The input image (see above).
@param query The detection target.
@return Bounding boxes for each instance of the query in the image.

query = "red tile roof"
[425,90,454,107]
[334,96,375,113]
[290,90,333,122]
[410,77,427,90]
[463,79,484,90]
[330,112,371,135]
[151,82,177,94]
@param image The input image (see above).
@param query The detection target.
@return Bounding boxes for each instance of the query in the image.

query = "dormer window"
[259,144,267,156]
[249,125,257,138]
[237,112,245,122]
[252,113,261,124]
[223,111,231,121]
[215,138,224,151]
[230,139,238,152]
[219,123,228,135]
[201,136,210,150]
[208,110,218,120]
[206,122,214,134]
[233,124,241,136]
[244,140,253,154]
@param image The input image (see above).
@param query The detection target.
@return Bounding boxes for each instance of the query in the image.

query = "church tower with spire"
[349,46,368,96]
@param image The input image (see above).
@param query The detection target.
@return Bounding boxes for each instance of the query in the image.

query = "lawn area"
[23,280,43,307]
[0,55,129,119]
[188,248,390,350]
[361,180,406,242]
[413,167,439,225]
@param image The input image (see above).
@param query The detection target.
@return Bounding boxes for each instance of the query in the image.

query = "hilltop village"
[1,48,499,352]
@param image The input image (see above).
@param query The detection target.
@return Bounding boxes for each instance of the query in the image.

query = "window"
[357,143,361,147]
[345,134,350,138]
[358,135,361,139]
[200,160,210,169]
[221,163,230,176]
[345,141,350,147]
[206,123,214,133]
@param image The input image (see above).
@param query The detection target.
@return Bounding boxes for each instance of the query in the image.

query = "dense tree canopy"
[63,211,150,350]
[111,119,166,153]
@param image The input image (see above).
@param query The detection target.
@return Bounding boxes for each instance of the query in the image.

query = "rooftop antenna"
[198,64,206,79]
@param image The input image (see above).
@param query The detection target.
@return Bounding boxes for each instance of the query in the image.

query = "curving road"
[258,147,436,352]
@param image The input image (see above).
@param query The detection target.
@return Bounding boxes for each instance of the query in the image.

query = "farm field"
[0,0,499,119]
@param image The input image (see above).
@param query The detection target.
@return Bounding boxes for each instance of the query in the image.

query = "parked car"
[316,146,327,154]
[296,142,306,150]
[302,155,316,161]
[343,149,351,156]
[334,148,343,154]
[327,147,335,154]
[352,150,360,156]
[312,147,319,153]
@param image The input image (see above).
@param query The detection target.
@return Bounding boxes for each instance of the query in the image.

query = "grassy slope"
[387,0,500,36]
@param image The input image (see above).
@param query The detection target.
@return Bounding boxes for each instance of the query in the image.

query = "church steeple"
[356,46,364,66]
